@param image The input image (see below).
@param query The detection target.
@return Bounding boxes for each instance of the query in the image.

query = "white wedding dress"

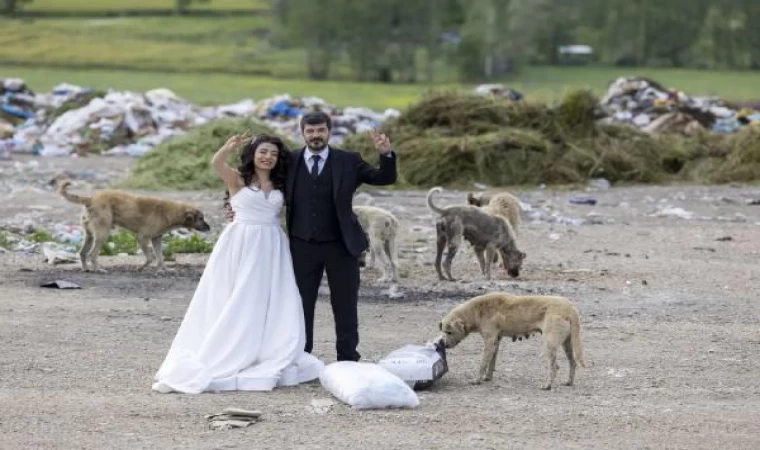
[152,187,324,394]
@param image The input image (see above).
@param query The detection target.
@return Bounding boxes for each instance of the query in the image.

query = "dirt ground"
[1,155,759,450]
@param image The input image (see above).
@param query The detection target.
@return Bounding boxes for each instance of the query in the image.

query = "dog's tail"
[569,308,587,368]
[57,179,92,207]
[426,187,445,215]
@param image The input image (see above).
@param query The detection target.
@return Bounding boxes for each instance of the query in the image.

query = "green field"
[3,65,759,111]
[3,66,432,109]
[21,0,269,12]
[3,13,758,103]
[0,17,316,77]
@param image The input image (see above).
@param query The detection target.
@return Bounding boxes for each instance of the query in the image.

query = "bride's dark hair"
[223,134,290,213]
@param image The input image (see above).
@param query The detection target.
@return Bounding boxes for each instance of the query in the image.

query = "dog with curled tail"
[427,187,524,281]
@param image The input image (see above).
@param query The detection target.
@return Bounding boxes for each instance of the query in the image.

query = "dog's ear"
[185,210,204,221]
[452,317,468,334]
[466,192,480,206]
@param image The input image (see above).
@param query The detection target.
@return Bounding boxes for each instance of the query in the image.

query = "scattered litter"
[474,84,524,101]
[384,284,405,299]
[588,178,611,190]
[309,399,336,415]
[606,368,632,378]
[40,279,81,289]
[569,196,597,206]
[650,206,694,220]
[41,242,77,265]
[206,407,262,430]
[715,236,733,242]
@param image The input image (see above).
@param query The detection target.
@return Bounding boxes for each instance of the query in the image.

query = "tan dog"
[467,191,523,268]
[427,187,524,281]
[57,180,210,272]
[439,292,586,389]
[467,191,522,237]
[353,205,400,283]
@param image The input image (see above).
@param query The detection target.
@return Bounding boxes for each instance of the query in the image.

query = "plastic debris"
[0,78,398,158]
[569,196,598,206]
[599,76,760,135]
[206,407,262,430]
[40,279,81,289]
[474,84,524,101]
[41,242,78,265]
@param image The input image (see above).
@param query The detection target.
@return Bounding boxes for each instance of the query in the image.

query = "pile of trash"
[599,77,760,135]
[0,77,399,160]
[473,83,524,101]
[251,94,400,144]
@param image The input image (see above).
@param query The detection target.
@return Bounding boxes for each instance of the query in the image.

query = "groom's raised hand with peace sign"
[369,129,393,156]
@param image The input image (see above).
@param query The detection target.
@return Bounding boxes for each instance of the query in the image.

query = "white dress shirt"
[304,146,330,176]
[303,145,394,176]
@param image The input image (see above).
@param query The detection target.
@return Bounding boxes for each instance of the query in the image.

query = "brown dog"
[439,292,586,389]
[57,180,210,272]
[466,191,522,237]
[426,187,524,281]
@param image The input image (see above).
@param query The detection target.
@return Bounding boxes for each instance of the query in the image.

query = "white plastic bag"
[378,342,448,390]
[319,361,419,410]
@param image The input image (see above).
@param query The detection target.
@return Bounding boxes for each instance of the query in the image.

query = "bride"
[152,133,324,394]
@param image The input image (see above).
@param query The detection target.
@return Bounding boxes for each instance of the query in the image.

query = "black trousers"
[290,237,361,362]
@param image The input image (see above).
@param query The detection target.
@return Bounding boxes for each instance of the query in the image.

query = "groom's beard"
[306,138,327,151]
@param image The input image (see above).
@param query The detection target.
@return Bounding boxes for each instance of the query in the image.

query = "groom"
[287,111,397,362]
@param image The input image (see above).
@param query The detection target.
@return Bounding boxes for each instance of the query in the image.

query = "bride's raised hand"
[223,131,253,150]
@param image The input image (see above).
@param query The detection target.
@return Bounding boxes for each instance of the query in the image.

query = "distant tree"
[283,0,345,80]
[175,0,211,15]
[1,0,33,16]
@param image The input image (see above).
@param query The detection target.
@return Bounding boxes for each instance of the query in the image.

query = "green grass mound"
[123,118,296,190]
[345,90,760,187]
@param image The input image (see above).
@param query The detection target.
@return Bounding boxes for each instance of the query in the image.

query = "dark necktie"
[310,155,321,179]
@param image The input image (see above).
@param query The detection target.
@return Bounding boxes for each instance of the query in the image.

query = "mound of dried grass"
[123,118,295,190]
[345,90,760,187]
[123,90,760,191]
[710,126,760,182]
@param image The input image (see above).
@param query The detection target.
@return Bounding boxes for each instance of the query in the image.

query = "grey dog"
[426,187,524,281]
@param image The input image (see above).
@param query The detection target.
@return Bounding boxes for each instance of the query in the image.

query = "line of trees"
[279,0,760,82]
[4,0,759,81]
[1,0,213,15]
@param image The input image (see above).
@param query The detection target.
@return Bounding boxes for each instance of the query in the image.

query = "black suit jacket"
[285,147,397,257]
